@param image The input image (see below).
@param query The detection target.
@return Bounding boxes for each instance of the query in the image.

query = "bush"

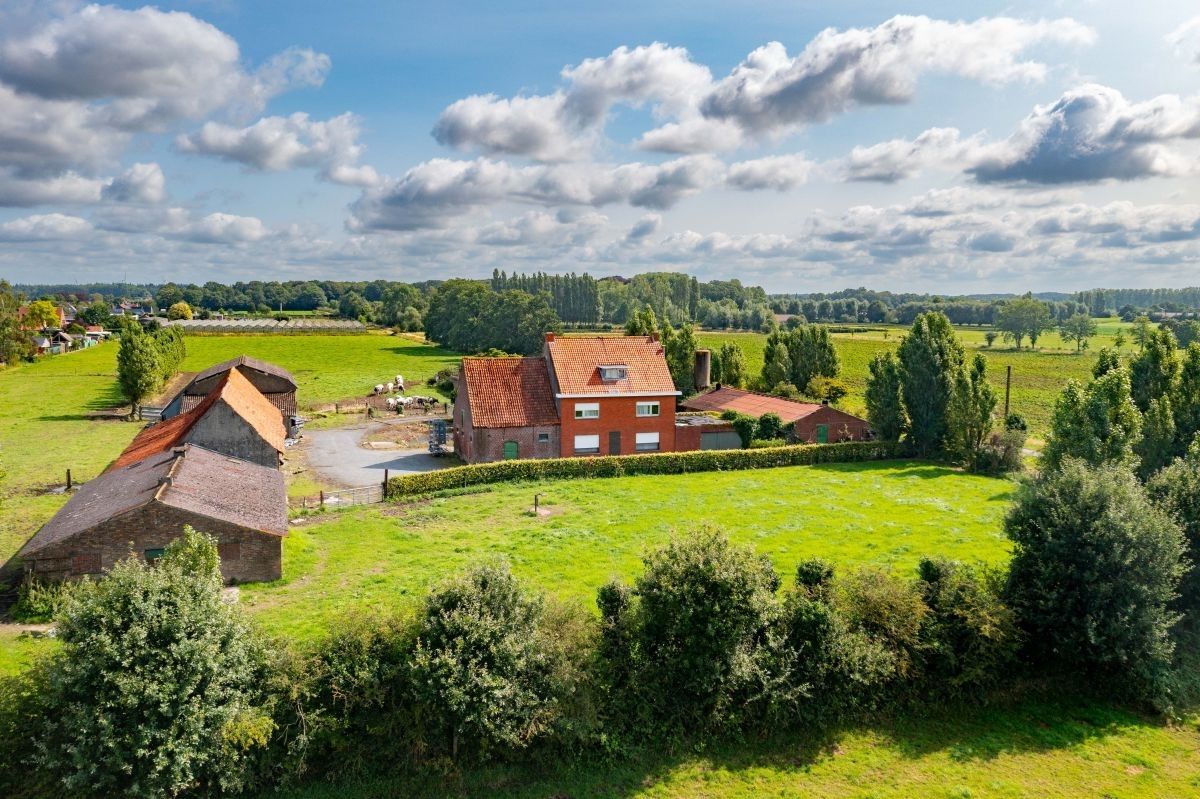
[34,527,274,798]
[1146,453,1200,611]
[973,428,1027,475]
[10,576,80,623]
[834,567,928,680]
[1005,460,1186,708]
[757,412,785,441]
[748,438,789,449]
[387,441,901,498]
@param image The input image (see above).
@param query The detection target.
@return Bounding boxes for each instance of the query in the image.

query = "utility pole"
[1004,365,1012,419]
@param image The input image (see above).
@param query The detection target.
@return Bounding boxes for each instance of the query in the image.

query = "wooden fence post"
[66,469,72,490]
[319,490,325,507]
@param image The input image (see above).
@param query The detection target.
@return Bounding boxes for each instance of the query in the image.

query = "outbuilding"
[160,355,298,421]
[681,385,871,443]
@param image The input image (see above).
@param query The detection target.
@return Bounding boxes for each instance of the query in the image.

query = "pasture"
[240,461,1012,640]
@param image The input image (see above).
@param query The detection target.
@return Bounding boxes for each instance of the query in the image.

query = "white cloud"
[726,154,815,191]
[626,213,662,242]
[180,212,271,244]
[0,168,105,207]
[433,93,583,162]
[845,127,984,182]
[177,112,379,186]
[0,212,93,241]
[1167,16,1200,65]
[633,118,745,154]
[969,84,1200,183]
[102,162,165,203]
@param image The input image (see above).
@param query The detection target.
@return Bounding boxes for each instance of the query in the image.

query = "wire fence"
[291,484,384,509]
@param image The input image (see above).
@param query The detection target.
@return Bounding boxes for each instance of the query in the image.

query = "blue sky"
[0,1,1197,292]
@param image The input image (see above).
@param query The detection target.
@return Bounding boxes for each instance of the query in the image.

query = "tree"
[984,331,997,348]
[896,312,964,456]
[1132,316,1153,350]
[337,291,372,322]
[1005,461,1184,707]
[1114,329,1127,351]
[1059,313,1098,352]
[409,560,563,759]
[116,324,160,417]
[1173,344,1200,455]
[1136,395,1176,479]
[945,353,998,471]
[761,331,792,390]
[292,282,328,311]
[1129,328,1179,413]
[865,351,905,441]
[1041,369,1142,472]
[784,325,840,391]
[1092,347,1121,379]
[716,341,746,388]
[153,325,186,383]
[1146,443,1200,610]
[663,322,699,394]
[166,301,193,321]
[0,280,33,365]
[624,306,658,336]
[76,300,112,328]
[22,300,60,330]
[36,528,273,797]
[994,297,1052,349]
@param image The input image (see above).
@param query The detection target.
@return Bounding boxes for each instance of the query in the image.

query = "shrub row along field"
[698,327,1120,443]
[243,461,1012,640]
[0,333,457,567]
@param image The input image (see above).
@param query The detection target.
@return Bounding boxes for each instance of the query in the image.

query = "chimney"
[650,331,660,342]
[544,332,555,343]
[693,349,712,391]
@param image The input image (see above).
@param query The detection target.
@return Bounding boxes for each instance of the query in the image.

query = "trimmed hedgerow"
[387,440,901,498]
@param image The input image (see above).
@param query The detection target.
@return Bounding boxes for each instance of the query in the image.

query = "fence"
[291,484,384,509]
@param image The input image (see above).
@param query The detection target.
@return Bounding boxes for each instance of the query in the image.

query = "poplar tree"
[896,312,964,456]
[864,351,905,442]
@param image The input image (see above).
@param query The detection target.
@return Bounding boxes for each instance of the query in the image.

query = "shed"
[681,385,871,443]
[160,355,297,421]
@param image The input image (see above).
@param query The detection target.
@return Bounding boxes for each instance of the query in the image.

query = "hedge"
[387,440,902,498]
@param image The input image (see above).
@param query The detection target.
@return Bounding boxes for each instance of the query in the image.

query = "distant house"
[119,368,286,469]
[681,386,871,443]
[454,333,684,463]
[17,444,287,584]
[160,355,298,421]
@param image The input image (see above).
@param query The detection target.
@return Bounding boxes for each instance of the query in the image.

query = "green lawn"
[267,698,1200,799]
[241,461,1012,640]
[698,327,1120,444]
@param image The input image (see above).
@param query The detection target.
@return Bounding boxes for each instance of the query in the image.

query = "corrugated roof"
[190,355,297,390]
[462,357,560,428]
[681,386,824,423]
[19,445,286,557]
[545,335,677,395]
[110,369,285,470]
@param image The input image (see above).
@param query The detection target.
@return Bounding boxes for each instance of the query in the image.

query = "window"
[574,434,600,454]
[144,548,165,562]
[574,402,600,419]
[598,365,627,381]
[537,432,550,444]
[635,432,660,451]
[636,401,660,417]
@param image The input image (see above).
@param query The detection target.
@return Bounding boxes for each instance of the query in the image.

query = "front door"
[503,440,518,459]
[815,424,828,444]
[608,430,621,455]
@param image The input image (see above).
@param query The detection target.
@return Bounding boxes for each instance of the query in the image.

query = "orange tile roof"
[681,386,823,423]
[109,369,285,470]
[545,335,677,395]
[462,357,560,428]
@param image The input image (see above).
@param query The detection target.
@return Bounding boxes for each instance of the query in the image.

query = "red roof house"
[681,386,871,443]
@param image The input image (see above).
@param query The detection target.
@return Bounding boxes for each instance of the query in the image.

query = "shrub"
[834,567,928,680]
[0,664,56,799]
[35,527,274,798]
[387,441,901,498]
[1005,460,1186,708]
[757,412,785,441]
[10,576,80,623]
[748,438,789,449]
[916,559,1018,698]
[973,428,1027,475]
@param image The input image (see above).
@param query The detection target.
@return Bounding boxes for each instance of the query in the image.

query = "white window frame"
[574,402,600,419]
[635,401,660,417]
[574,434,600,454]
[598,365,628,381]
[537,431,550,444]
[635,432,660,451]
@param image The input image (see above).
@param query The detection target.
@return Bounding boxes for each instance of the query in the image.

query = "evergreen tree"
[896,312,964,456]
[785,325,840,392]
[864,351,905,442]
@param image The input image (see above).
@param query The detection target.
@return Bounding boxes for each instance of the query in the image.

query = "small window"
[574,434,600,454]
[537,432,550,444]
[635,432,660,451]
[636,401,660,417]
[574,402,600,419]
[144,548,165,562]
[598,365,627,381]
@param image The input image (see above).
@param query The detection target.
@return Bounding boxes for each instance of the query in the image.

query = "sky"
[0,1,1197,294]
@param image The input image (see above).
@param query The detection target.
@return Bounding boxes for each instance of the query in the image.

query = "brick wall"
[791,406,872,443]
[558,395,677,457]
[189,402,281,467]
[25,503,283,584]
[675,420,738,451]
[469,425,561,463]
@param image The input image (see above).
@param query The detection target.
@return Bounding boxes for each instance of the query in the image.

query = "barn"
[681,385,872,443]
[453,356,561,463]
[160,355,298,421]
[18,445,287,584]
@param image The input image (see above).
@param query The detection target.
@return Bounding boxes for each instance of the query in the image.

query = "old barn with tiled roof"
[454,357,561,463]
[113,368,286,470]
[19,445,287,583]
[682,386,871,444]
[160,354,298,421]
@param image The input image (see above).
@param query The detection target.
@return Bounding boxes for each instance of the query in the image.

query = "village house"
[159,355,299,422]
[454,333,694,463]
[117,368,287,469]
[681,385,871,443]
[17,444,287,584]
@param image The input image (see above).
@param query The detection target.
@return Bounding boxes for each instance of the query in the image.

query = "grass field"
[241,461,1012,640]
[698,326,1125,444]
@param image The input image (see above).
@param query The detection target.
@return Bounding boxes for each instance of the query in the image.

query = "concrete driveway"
[300,423,449,488]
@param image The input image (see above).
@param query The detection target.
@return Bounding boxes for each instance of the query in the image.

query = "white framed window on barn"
[574,402,600,419]
[574,434,600,454]
[635,432,660,451]
[635,401,660,417]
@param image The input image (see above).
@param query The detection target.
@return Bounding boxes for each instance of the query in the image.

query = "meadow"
[240,461,1012,640]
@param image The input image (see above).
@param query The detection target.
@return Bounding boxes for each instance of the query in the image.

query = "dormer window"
[599,365,627,382]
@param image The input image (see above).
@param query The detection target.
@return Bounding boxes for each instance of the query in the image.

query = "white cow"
[385,397,397,410]
[395,374,405,390]
[373,384,384,395]
[385,382,394,393]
